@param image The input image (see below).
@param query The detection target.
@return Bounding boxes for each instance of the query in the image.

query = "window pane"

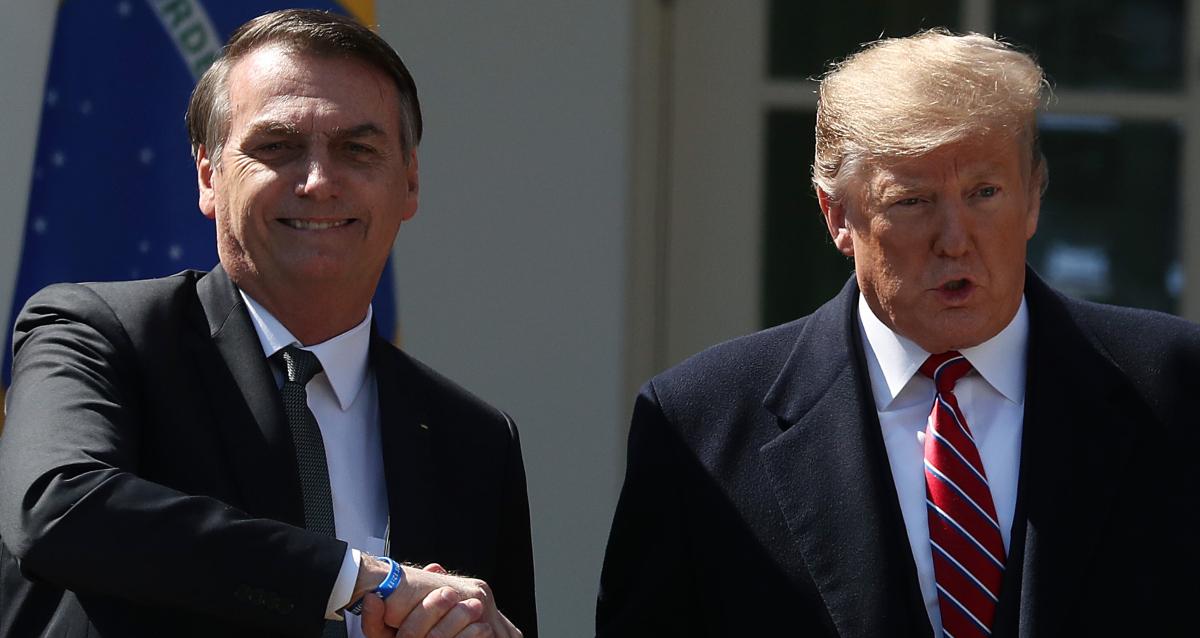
[1030,116,1182,312]
[761,110,855,327]
[768,0,959,80]
[997,0,1184,90]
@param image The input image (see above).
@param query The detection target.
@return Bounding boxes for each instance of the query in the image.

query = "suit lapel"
[759,278,932,638]
[1012,271,1142,637]
[371,334,439,563]
[191,265,304,525]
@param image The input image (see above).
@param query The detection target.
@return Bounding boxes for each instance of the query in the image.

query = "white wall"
[381,3,630,635]
[0,3,632,636]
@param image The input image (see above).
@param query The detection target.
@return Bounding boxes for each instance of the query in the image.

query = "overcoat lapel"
[1011,271,1142,637]
[759,278,932,638]
[191,265,305,525]
[371,334,438,564]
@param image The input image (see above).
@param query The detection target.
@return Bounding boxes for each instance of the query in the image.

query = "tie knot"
[278,346,323,385]
[919,351,972,393]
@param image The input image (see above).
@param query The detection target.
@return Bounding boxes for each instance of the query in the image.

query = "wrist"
[352,555,391,600]
[346,555,402,615]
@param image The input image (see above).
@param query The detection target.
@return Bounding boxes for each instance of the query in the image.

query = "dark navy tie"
[277,346,345,637]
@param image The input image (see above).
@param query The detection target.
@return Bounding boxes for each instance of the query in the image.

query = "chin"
[907,317,990,353]
[939,326,996,352]
[281,255,350,278]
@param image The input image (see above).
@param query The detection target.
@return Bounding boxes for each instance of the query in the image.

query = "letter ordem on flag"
[1,1,391,429]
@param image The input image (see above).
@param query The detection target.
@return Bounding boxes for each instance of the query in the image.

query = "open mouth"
[279,219,354,230]
[936,278,975,302]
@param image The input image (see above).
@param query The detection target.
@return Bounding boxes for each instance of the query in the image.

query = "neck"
[238,280,371,345]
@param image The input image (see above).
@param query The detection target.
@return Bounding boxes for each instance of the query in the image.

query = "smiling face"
[196,45,417,335]
[819,134,1041,353]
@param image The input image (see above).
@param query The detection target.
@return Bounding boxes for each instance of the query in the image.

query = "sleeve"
[493,413,539,638]
[595,382,702,637]
[0,283,345,636]
[325,548,362,619]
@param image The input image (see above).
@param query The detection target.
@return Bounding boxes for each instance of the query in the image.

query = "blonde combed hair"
[813,29,1048,201]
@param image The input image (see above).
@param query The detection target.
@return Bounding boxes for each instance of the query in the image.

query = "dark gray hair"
[186,9,422,164]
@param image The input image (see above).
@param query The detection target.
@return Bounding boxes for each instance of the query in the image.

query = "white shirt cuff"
[325,548,362,620]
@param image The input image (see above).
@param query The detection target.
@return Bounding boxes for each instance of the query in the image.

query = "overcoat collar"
[759,275,932,637]
[1008,269,1142,637]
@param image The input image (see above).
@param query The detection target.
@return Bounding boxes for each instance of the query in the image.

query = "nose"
[931,199,971,257]
[294,152,338,200]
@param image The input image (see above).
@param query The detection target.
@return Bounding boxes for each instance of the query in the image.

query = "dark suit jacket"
[0,266,537,638]
[597,270,1200,637]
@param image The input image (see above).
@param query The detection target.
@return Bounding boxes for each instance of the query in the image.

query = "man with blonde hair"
[598,29,1199,637]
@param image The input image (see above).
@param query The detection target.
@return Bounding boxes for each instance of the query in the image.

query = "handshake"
[354,556,522,638]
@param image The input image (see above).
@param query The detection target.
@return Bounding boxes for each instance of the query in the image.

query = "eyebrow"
[242,121,387,140]
[329,123,386,139]
[873,179,929,200]
[243,120,304,138]
[878,161,1009,190]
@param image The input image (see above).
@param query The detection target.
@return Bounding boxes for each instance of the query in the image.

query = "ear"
[196,144,217,221]
[817,188,854,257]
[400,148,419,222]
[1025,197,1041,240]
[1024,174,1042,241]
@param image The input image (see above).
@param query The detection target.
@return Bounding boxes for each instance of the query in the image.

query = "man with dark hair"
[598,29,1200,637]
[0,10,534,638]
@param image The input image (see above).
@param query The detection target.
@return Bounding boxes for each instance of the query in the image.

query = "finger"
[427,597,484,638]
[460,579,492,607]
[423,562,448,574]
[360,594,391,637]
[395,586,461,638]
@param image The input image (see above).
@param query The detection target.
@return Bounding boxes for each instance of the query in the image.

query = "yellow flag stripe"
[336,0,375,25]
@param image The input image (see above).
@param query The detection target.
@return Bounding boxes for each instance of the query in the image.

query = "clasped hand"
[360,562,521,638]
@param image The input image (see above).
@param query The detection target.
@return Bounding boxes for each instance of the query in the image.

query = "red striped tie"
[921,352,1006,637]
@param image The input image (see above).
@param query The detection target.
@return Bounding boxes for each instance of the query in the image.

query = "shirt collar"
[857,293,1028,410]
[239,289,373,411]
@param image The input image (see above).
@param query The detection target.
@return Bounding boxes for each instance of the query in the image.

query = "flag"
[2,0,393,404]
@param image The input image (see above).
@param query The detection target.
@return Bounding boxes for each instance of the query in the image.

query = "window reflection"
[997,0,1183,90]
[761,110,851,327]
[768,0,959,80]
[1030,115,1181,312]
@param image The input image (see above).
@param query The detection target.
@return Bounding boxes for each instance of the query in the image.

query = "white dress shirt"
[241,291,388,637]
[856,293,1027,634]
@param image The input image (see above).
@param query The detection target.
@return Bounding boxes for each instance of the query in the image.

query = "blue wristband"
[345,557,403,616]
[375,557,403,599]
